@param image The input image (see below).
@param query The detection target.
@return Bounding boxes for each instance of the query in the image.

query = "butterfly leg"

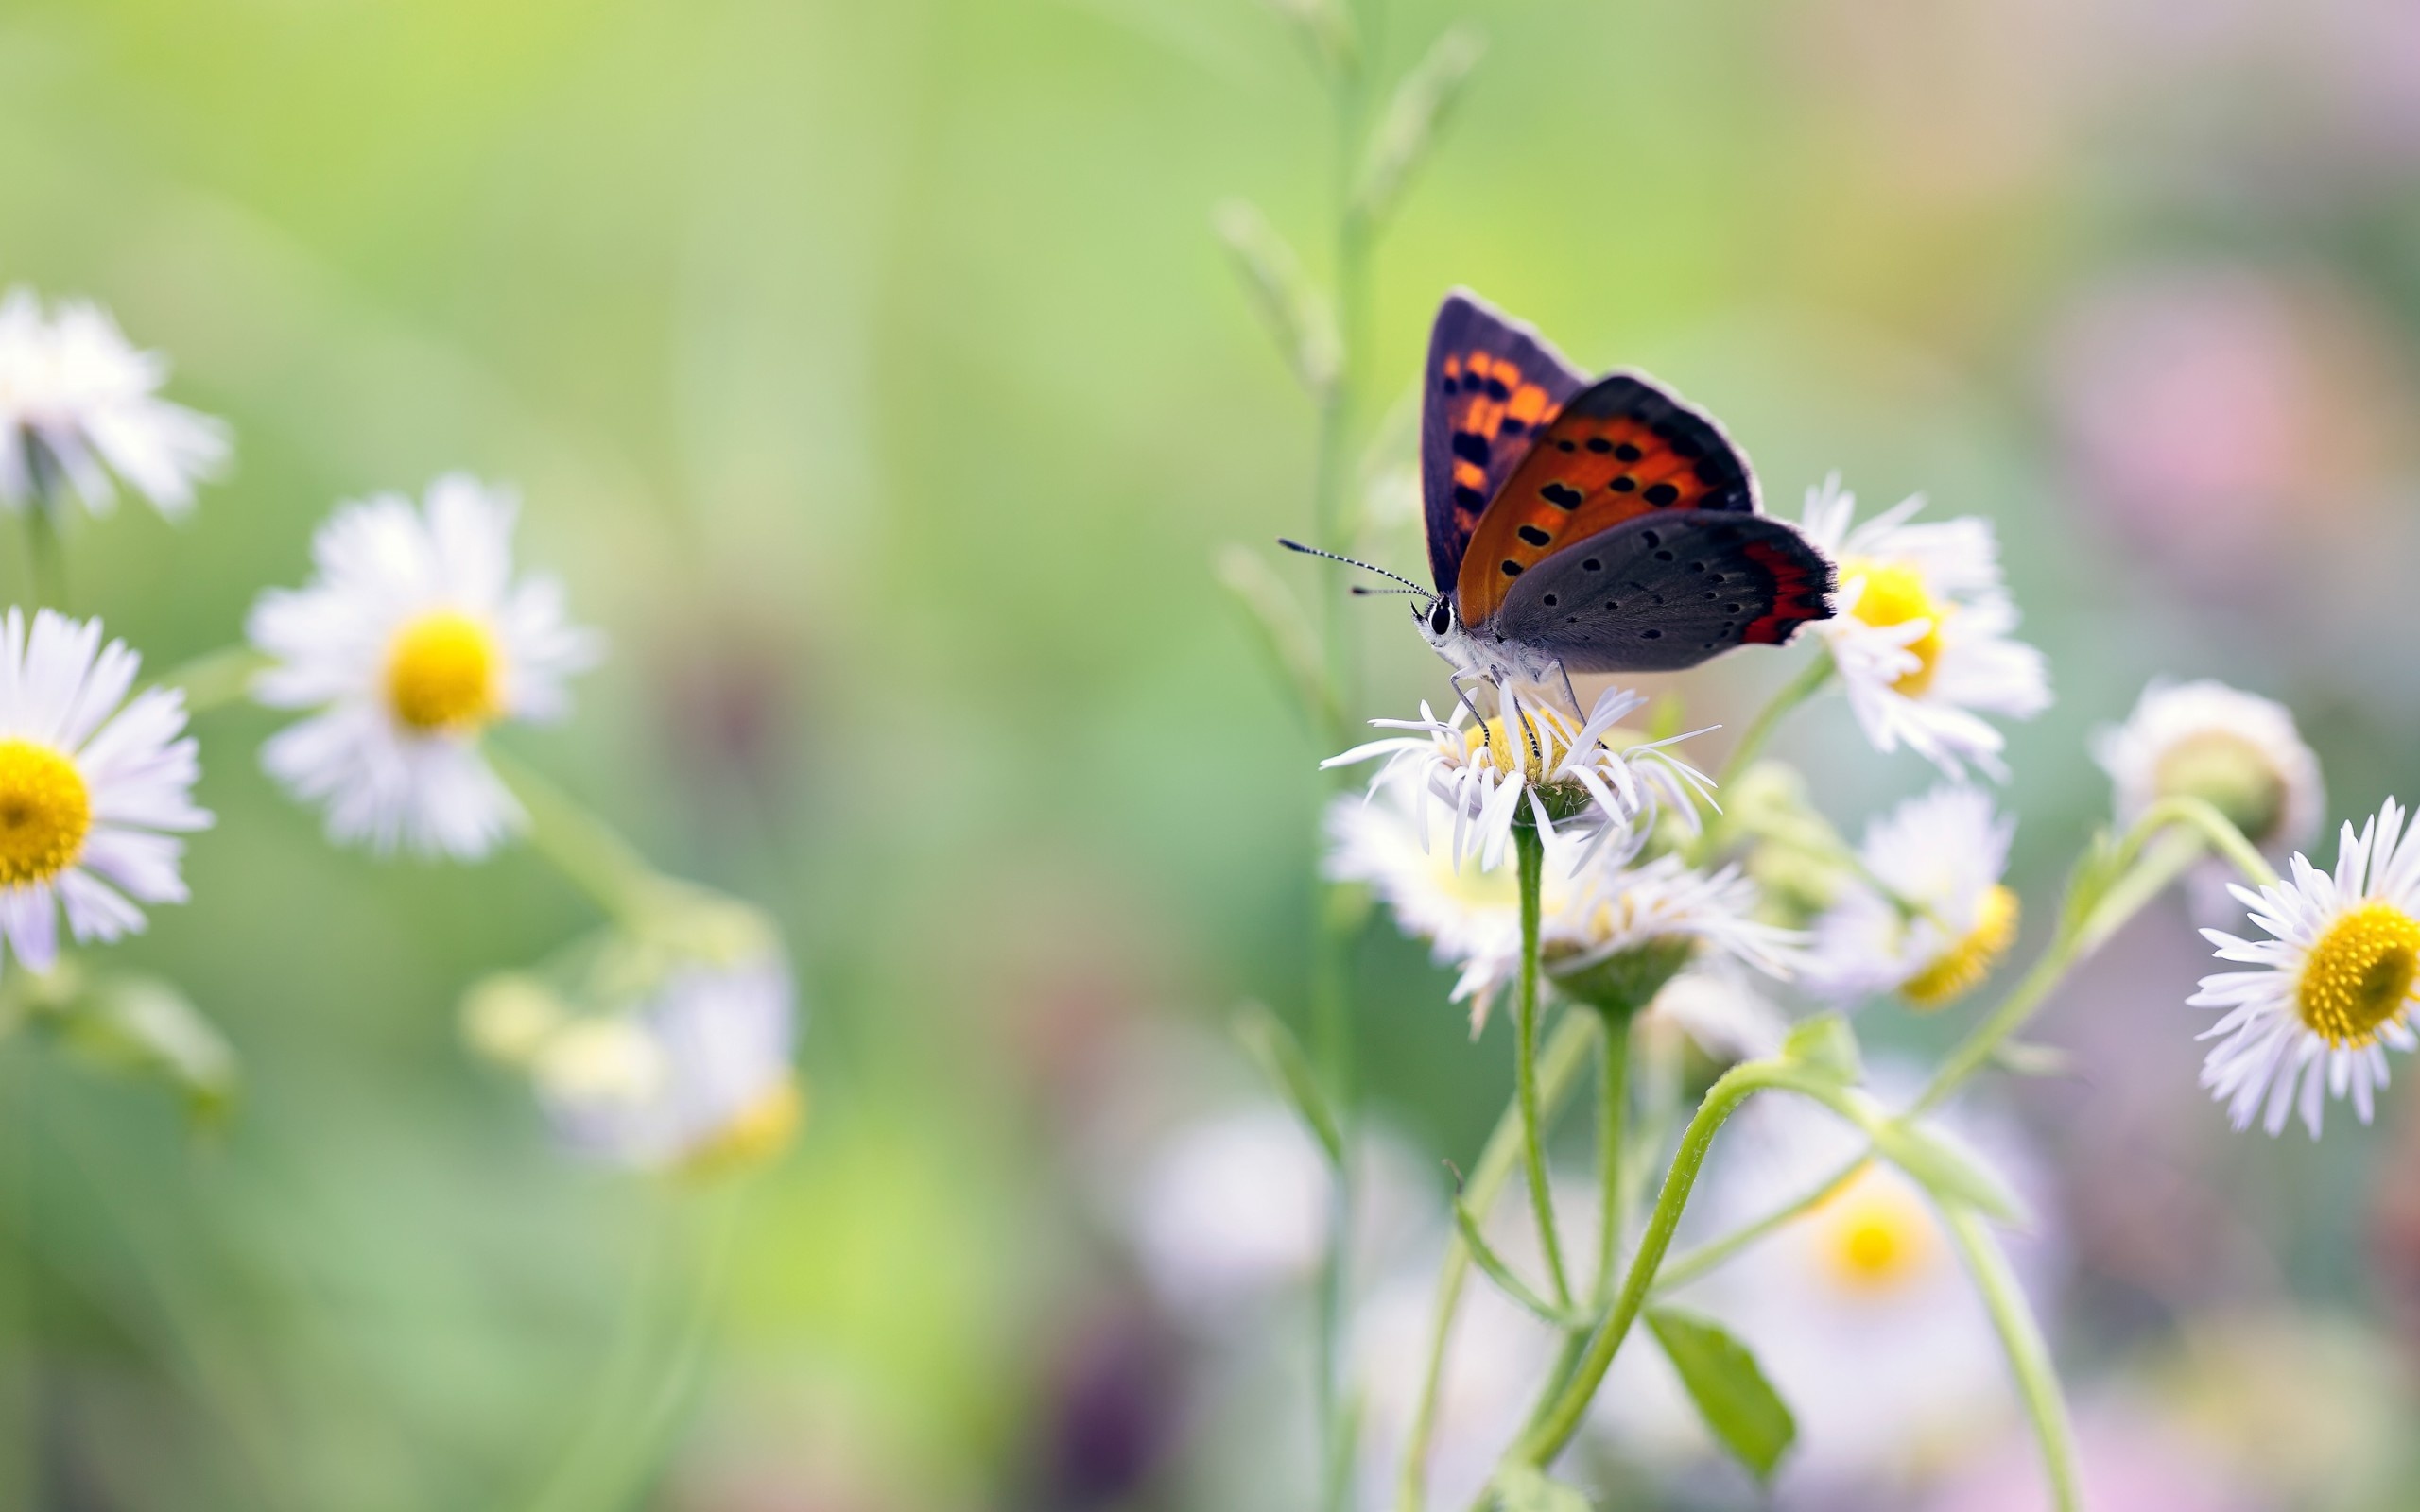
[1445,668,1497,761]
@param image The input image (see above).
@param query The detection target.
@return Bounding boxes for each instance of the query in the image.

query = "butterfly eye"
[1428,599,1453,636]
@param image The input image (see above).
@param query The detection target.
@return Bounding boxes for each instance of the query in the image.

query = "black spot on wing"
[1540,482,1583,510]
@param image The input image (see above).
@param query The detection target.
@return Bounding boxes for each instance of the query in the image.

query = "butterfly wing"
[1490,512,1834,674]
[1421,290,1588,594]
[1456,372,1757,629]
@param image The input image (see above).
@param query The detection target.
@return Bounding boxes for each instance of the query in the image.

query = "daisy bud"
[2095,679,2323,862]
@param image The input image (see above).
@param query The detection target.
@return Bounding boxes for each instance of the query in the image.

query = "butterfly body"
[1414,291,1834,686]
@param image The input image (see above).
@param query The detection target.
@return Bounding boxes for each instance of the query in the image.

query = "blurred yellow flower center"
[1903,885,2019,1008]
[1818,1170,1933,1293]
[1464,708,1582,784]
[2154,730,2287,843]
[0,739,90,887]
[386,610,504,732]
[2298,901,2420,1048]
[1846,559,1948,696]
[682,1077,805,1177]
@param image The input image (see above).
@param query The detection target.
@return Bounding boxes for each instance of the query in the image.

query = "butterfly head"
[1420,593,1456,644]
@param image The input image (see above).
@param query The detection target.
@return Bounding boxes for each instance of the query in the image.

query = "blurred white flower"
[1129,1105,1333,1322]
[2192,799,2420,1139]
[2095,679,2325,918]
[531,953,802,1174]
[0,288,229,518]
[1323,682,1709,872]
[249,474,601,859]
[1327,776,1795,1033]
[1645,964,1793,1061]
[1809,785,2019,1010]
[1325,774,1582,1027]
[0,609,210,973]
[1461,854,1804,1025]
[1649,1067,2062,1499]
[1799,477,2050,780]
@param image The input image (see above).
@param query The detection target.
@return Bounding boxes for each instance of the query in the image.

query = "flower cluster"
[1305,454,2389,1507]
[0,286,798,1175]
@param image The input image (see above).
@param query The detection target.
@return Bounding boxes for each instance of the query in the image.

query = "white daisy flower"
[1799,476,2050,780]
[2095,678,2325,918]
[0,288,229,518]
[0,609,210,972]
[530,952,802,1174]
[1454,854,1804,1024]
[1329,773,1798,1033]
[2191,799,2420,1139]
[1323,774,1582,1024]
[1129,1105,1333,1321]
[1809,785,2021,1010]
[248,474,602,859]
[1323,681,1710,873]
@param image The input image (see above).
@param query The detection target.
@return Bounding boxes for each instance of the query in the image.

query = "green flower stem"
[153,645,271,715]
[1512,823,1573,1308]
[1652,1153,1867,1296]
[489,748,674,927]
[1495,1057,1817,1484]
[19,452,69,612]
[523,1183,746,1512]
[1594,1012,1629,1301]
[1942,1201,2081,1512]
[1308,36,1377,1512]
[1395,1014,1599,1512]
[1714,654,1834,787]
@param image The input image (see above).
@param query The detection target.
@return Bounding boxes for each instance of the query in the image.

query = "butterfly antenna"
[1276,538,1432,597]
[1349,586,1426,597]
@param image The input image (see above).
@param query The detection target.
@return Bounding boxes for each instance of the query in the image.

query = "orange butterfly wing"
[1455,373,1757,628]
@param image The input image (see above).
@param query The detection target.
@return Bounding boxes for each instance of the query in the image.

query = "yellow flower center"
[1817,1168,1935,1294]
[385,610,505,732]
[1846,558,1949,696]
[1902,885,2020,1009]
[681,1077,805,1177]
[2297,900,2420,1048]
[0,739,91,887]
[1464,708,1582,784]
[2153,730,2288,845]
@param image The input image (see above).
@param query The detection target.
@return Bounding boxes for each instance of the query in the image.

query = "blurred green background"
[6,0,2420,1506]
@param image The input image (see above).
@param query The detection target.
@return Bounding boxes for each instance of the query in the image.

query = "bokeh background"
[6,0,2420,1507]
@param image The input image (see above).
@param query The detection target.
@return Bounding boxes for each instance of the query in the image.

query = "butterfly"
[1294,290,1835,698]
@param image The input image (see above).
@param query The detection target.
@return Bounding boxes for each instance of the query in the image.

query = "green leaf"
[1215,544,1338,733]
[1212,200,1340,395]
[46,974,239,1125]
[1230,1001,1342,1164]
[1871,1119,2026,1225]
[1263,0,1355,74]
[1353,26,1487,228]
[1779,1012,1860,1086]
[1646,1307,1796,1482]
[1493,1464,1592,1512]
